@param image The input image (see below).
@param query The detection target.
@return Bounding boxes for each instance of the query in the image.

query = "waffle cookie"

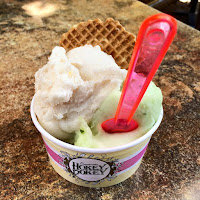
[60,18,136,69]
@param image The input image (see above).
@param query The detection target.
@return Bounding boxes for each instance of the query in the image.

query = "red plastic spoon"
[101,13,177,133]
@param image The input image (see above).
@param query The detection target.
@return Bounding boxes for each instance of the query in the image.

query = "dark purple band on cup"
[43,139,148,174]
[43,140,64,166]
[116,145,148,173]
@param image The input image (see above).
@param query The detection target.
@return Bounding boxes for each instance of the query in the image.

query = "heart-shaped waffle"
[60,18,136,69]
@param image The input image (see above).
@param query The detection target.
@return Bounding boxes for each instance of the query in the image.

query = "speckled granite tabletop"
[0,0,200,199]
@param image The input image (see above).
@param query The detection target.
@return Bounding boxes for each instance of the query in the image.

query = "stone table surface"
[0,0,200,199]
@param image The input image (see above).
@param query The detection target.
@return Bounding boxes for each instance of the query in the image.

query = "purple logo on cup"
[61,153,120,183]
[66,158,113,181]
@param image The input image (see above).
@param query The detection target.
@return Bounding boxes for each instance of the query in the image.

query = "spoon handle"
[115,14,177,123]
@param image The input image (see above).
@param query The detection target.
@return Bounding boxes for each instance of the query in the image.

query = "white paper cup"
[31,97,163,187]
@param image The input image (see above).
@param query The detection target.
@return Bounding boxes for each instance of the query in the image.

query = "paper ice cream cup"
[31,97,163,187]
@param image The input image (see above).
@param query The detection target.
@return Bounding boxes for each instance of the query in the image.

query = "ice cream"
[34,45,162,148]
[34,45,127,142]
[75,81,162,148]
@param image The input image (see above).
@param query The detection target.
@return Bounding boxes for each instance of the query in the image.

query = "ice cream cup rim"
[31,96,163,154]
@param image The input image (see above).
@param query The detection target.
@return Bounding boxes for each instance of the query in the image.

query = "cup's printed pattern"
[43,139,148,184]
